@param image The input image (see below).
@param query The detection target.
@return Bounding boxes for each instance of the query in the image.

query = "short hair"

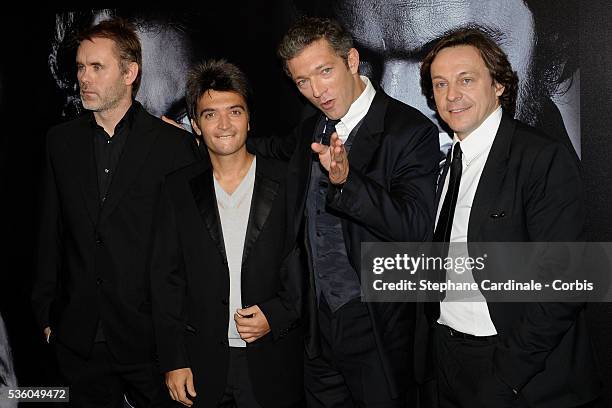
[420,27,519,116]
[78,18,143,96]
[185,59,252,122]
[278,17,353,76]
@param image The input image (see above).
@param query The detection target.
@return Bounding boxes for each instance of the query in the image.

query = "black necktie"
[434,142,463,242]
[428,142,462,306]
[321,118,340,145]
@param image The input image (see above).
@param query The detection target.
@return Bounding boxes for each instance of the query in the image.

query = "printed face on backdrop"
[286,39,362,120]
[191,90,250,158]
[132,21,193,120]
[333,0,580,154]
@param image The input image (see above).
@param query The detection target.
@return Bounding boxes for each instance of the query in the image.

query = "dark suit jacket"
[31,102,198,363]
[433,112,601,407]
[151,155,304,408]
[251,89,440,397]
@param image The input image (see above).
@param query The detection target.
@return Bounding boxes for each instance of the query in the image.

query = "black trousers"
[304,298,411,408]
[217,347,262,408]
[54,341,169,408]
[434,322,601,408]
[434,322,521,408]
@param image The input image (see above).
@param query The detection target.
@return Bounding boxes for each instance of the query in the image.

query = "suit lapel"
[242,159,279,265]
[290,114,318,239]
[346,91,387,171]
[71,118,100,227]
[98,109,158,224]
[468,113,515,241]
[336,91,388,245]
[435,149,452,209]
[190,164,228,264]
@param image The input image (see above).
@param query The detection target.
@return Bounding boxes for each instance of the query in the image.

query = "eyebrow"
[199,104,246,117]
[354,24,507,63]
[294,63,330,80]
[356,38,437,63]
[198,108,215,118]
[76,60,102,65]
[431,71,477,81]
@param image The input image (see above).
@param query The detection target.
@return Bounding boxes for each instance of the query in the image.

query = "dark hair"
[78,18,143,96]
[278,17,353,75]
[420,27,519,116]
[185,59,252,122]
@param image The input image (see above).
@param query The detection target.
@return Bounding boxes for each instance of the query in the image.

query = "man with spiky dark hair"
[151,59,304,408]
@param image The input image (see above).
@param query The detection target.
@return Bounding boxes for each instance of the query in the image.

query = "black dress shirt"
[90,102,139,204]
[88,101,138,341]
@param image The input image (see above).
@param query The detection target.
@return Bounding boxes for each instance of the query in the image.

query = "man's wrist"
[332,171,349,187]
[334,179,347,189]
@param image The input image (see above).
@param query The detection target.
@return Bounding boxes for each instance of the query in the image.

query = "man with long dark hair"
[420,27,599,407]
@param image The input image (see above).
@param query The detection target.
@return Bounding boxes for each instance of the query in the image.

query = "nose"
[78,67,91,87]
[446,82,462,102]
[217,112,231,130]
[310,77,325,99]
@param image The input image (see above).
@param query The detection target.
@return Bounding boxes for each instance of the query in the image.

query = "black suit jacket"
[31,103,198,363]
[251,89,440,397]
[433,113,601,407]
[151,155,304,408]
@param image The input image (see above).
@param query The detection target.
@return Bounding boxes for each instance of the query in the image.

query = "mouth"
[320,99,335,110]
[448,106,470,114]
[216,134,234,140]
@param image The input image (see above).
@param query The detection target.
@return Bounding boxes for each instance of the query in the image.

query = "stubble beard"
[81,80,128,113]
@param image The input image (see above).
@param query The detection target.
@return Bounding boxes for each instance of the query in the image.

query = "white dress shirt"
[334,76,376,142]
[436,107,503,336]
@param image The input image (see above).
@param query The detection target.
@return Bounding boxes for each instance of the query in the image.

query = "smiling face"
[286,38,362,120]
[430,45,504,140]
[191,90,250,158]
[76,37,135,113]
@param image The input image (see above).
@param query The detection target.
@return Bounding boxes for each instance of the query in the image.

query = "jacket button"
[95,236,103,244]
[96,278,103,286]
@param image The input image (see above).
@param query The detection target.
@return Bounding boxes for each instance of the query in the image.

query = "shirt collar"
[89,99,140,132]
[335,76,376,141]
[453,106,502,166]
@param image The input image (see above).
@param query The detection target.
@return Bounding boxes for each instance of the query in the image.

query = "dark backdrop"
[0,3,610,406]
